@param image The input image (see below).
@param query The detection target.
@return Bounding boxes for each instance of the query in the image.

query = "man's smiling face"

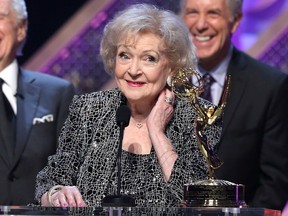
[182,0,241,69]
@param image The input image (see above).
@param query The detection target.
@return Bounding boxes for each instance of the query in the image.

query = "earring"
[166,75,172,87]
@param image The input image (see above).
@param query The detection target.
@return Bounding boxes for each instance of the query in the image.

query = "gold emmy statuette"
[170,68,246,207]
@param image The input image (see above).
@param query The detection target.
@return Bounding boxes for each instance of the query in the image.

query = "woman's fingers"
[52,186,87,207]
[147,89,175,132]
[56,191,67,207]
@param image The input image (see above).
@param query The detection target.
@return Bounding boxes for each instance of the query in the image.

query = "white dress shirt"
[0,60,18,114]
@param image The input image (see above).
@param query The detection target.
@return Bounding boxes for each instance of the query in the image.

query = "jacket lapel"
[13,70,40,167]
[220,48,249,139]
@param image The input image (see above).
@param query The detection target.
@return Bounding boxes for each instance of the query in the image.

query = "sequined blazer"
[35,88,221,207]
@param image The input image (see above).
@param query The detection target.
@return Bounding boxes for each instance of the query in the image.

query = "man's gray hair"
[11,0,28,21]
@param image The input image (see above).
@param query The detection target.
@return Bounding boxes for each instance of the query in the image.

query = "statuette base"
[183,179,246,207]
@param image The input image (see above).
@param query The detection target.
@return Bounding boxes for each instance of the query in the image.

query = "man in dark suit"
[180,0,288,210]
[0,0,75,205]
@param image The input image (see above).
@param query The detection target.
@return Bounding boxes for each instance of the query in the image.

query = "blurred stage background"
[20,0,288,94]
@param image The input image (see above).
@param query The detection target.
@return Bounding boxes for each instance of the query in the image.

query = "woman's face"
[115,32,170,104]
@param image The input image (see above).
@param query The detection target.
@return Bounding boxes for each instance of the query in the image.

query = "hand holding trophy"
[168,68,246,207]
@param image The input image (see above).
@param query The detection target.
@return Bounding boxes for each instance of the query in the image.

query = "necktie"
[200,73,215,103]
[0,78,16,162]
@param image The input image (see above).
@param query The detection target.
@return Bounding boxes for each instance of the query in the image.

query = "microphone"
[116,105,131,128]
[102,105,136,207]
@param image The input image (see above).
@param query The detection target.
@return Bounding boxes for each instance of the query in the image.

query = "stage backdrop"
[23,0,288,94]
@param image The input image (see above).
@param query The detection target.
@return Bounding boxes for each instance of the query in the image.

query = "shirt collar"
[198,45,233,87]
[0,60,18,95]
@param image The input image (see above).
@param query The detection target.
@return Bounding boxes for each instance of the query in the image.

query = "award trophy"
[169,68,246,207]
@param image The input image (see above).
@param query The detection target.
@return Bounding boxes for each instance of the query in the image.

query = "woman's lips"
[126,80,145,87]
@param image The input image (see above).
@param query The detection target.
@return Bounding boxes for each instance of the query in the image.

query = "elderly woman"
[35,4,221,207]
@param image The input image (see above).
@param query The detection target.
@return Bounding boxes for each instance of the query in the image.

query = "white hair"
[10,0,28,56]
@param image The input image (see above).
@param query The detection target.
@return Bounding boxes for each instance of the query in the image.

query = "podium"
[0,206,281,215]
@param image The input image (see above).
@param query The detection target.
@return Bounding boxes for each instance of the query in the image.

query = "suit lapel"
[13,70,40,166]
[221,48,249,138]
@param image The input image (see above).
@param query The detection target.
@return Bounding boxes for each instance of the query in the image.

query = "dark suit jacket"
[0,68,75,205]
[214,48,288,210]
